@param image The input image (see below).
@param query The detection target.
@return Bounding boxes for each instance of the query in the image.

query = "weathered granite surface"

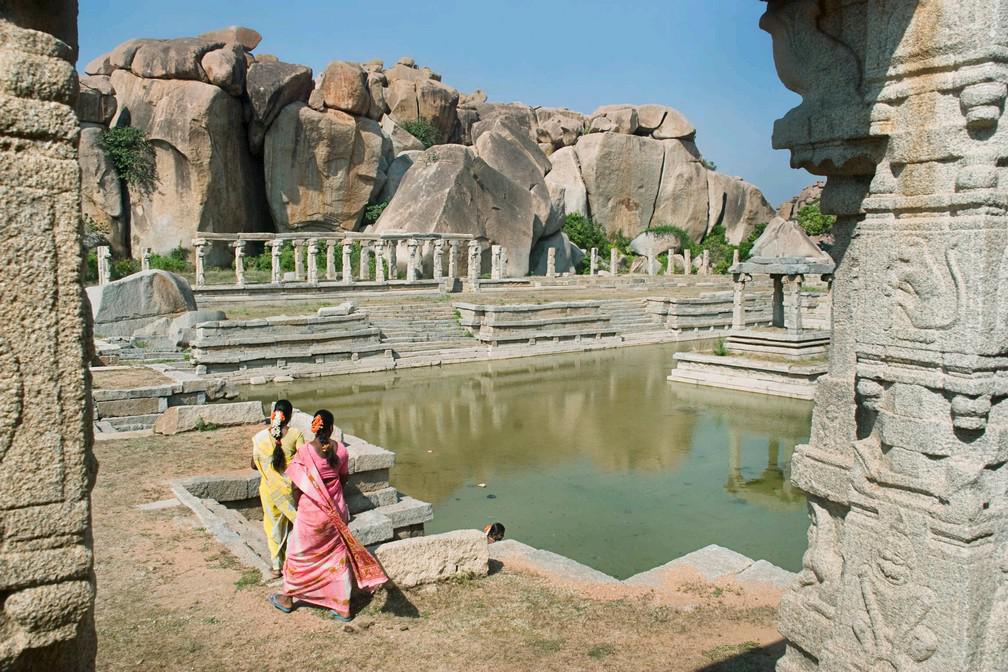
[761,2,1008,671]
[0,3,97,669]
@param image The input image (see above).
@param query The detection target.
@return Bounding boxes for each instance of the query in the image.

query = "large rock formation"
[0,7,97,668]
[575,133,664,237]
[110,69,271,260]
[707,172,777,244]
[374,145,537,276]
[264,103,390,232]
[79,126,127,255]
[86,269,198,337]
[544,146,588,219]
[245,59,313,153]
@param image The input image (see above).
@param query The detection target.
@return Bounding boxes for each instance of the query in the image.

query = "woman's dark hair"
[270,399,294,473]
[486,522,505,541]
[312,409,339,469]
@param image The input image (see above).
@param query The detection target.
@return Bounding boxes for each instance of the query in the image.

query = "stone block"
[376,496,433,529]
[488,539,620,584]
[735,559,796,589]
[624,544,753,586]
[153,401,265,435]
[373,529,488,588]
[95,396,165,418]
[348,509,393,546]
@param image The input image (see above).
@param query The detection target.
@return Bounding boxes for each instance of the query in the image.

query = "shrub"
[83,250,99,283]
[713,338,729,356]
[649,225,698,256]
[608,231,633,257]
[111,258,139,280]
[795,202,835,236]
[701,158,717,171]
[148,245,190,273]
[246,242,296,273]
[99,127,157,194]
[563,214,610,273]
[739,222,767,261]
[400,118,439,148]
[364,201,388,224]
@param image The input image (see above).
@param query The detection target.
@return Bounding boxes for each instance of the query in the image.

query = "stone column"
[683,248,691,275]
[387,240,397,280]
[268,240,282,284]
[468,240,481,290]
[194,240,208,287]
[232,240,245,287]
[0,10,97,668]
[731,273,749,330]
[785,273,803,334]
[432,239,444,280]
[374,240,386,283]
[647,253,655,276]
[666,250,675,275]
[141,248,151,272]
[341,240,353,285]
[500,247,509,278]
[293,239,305,281]
[590,247,598,276]
[306,238,319,285]
[359,241,370,281]
[732,248,740,266]
[701,249,710,275]
[761,3,1008,671]
[96,245,111,285]
[448,240,459,279]
[325,240,337,281]
[610,248,619,275]
[406,238,419,283]
[490,244,502,280]
[546,248,557,278]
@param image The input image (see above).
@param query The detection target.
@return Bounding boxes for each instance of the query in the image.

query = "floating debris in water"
[476,483,486,488]
[486,494,496,499]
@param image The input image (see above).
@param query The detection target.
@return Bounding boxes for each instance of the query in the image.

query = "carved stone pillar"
[306,238,319,285]
[448,240,459,279]
[731,273,750,330]
[267,240,282,284]
[785,273,803,334]
[359,241,370,281]
[386,240,397,280]
[406,238,419,283]
[325,240,336,281]
[0,9,97,667]
[467,240,481,290]
[432,239,444,280]
[374,240,386,283]
[666,250,675,275]
[96,245,111,285]
[194,239,208,287]
[610,248,619,275]
[701,249,710,275]
[341,240,353,285]
[590,247,598,276]
[232,240,245,287]
[490,244,502,280]
[293,239,305,281]
[546,248,557,278]
[141,248,151,272]
[683,248,691,275]
[761,2,1008,671]
[647,253,655,276]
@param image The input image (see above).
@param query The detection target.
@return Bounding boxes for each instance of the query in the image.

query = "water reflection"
[241,343,813,576]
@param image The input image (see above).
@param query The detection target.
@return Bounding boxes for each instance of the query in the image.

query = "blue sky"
[77,0,812,206]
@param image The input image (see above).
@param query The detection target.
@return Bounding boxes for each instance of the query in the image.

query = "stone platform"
[726,328,830,360]
[667,351,826,400]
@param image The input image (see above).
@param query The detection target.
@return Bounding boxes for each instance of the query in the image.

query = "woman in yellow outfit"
[251,399,305,578]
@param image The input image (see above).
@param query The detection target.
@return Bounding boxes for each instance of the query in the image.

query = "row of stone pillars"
[192,237,479,289]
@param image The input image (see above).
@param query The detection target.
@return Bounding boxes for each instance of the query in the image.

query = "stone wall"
[0,2,97,670]
[763,2,1008,671]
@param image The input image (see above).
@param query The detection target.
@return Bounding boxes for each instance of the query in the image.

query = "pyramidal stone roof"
[731,217,835,276]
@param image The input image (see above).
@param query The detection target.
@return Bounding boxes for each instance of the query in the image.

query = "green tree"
[400,118,439,148]
[563,214,610,273]
[795,202,835,236]
[99,127,157,194]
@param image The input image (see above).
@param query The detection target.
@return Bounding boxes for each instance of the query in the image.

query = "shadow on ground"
[695,639,785,672]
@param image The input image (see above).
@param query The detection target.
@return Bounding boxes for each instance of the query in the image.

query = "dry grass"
[92,426,784,672]
[91,366,174,390]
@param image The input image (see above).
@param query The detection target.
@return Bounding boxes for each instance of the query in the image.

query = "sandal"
[328,610,353,622]
[270,569,282,579]
[268,593,294,614]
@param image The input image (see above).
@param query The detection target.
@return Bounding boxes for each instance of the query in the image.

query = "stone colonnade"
[763,1,1008,671]
[0,2,98,669]
[191,234,474,288]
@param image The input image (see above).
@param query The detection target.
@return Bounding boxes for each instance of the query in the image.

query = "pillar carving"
[359,241,370,281]
[468,240,481,290]
[590,247,598,276]
[447,240,459,279]
[194,240,208,287]
[610,248,619,275]
[306,238,319,285]
[325,240,336,281]
[762,2,1008,671]
[0,7,98,668]
[232,240,245,287]
[374,240,386,283]
[406,238,419,283]
[141,248,151,272]
[96,245,111,285]
[546,248,557,278]
[432,240,444,280]
[341,240,353,285]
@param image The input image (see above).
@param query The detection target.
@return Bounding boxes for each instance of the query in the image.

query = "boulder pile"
[82,27,777,275]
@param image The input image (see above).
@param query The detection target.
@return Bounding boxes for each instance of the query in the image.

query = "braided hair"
[270,399,294,472]
[311,409,339,469]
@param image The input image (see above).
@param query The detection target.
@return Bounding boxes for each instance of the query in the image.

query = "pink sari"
[282,441,388,616]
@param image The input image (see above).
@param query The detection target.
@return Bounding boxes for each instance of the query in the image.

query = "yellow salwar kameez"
[252,427,305,571]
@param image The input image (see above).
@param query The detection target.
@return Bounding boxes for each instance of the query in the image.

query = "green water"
[240,343,813,579]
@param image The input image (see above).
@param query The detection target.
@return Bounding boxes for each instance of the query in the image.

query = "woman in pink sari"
[269,410,388,621]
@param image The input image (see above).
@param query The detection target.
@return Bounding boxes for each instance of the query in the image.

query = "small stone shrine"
[666,218,834,400]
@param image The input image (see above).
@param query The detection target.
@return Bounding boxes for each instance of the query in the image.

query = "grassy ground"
[93,425,784,672]
[91,367,175,389]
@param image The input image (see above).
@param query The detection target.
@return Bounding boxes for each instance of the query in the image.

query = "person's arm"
[338,441,349,486]
[291,482,301,508]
